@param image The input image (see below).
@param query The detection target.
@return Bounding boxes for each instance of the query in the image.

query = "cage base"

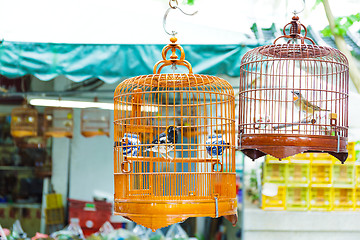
[11,130,37,138]
[81,131,110,138]
[240,134,348,163]
[45,131,73,138]
[114,198,237,230]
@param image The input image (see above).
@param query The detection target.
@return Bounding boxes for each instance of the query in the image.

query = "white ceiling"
[0,0,358,44]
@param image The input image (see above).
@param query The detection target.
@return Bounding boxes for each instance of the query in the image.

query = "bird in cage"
[292,91,329,118]
[206,134,229,157]
[144,126,179,159]
[120,133,141,157]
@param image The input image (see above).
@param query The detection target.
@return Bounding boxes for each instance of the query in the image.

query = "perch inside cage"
[113,37,237,230]
[238,15,349,163]
[81,108,110,137]
[44,107,73,138]
[11,104,38,138]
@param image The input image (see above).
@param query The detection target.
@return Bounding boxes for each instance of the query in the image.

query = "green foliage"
[312,0,360,37]
[321,13,360,37]
[185,0,195,5]
[312,0,323,11]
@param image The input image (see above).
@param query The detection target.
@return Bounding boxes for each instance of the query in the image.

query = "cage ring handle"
[153,42,193,74]
[273,14,315,45]
[212,162,223,172]
[121,160,132,173]
[274,34,315,45]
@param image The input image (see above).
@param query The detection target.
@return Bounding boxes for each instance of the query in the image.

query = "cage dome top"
[246,16,348,61]
[116,36,233,91]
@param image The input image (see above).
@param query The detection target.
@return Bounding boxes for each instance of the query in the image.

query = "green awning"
[0,41,259,83]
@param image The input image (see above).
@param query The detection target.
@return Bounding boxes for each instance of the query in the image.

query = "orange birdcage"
[44,107,73,138]
[113,37,237,230]
[81,107,110,138]
[238,15,349,163]
[11,104,38,138]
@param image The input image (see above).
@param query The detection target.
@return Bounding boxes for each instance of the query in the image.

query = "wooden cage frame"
[10,105,38,138]
[81,108,110,137]
[238,16,349,163]
[44,107,74,138]
[113,37,237,230]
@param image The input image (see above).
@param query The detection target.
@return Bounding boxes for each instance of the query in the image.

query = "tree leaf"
[321,12,360,37]
[337,26,347,36]
[312,0,323,10]
[321,27,332,37]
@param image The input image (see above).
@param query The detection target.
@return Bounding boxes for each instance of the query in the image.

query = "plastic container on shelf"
[347,142,356,162]
[46,193,63,209]
[355,188,360,211]
[261,185,286,210]
[289,153,313,161]
[332,187,354,211]
[146,228,165,240]
[132,225,148,239]
[68,199,112,237]
[312,153,336,161]
[356,164,360,186]
[50,218,84,239]
[263,160,287,184]
[286,187,309,211]
[310,161,333,186]
[0,224,7,240]
[286,160,310,186]
[165,223,189,240]
[310,187,333,211]
[45,208,64,225]
[266,155,290,163]
[332,161,355,187]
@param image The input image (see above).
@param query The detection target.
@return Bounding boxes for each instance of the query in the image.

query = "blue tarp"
[0,41,260,83]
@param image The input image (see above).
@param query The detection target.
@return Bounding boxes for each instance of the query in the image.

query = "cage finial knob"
[289,16,301,38]
[170,36,177,43]
[170,46,178,60]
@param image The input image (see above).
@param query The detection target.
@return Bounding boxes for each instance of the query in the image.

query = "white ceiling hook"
[163,2,198,37]
[292,0,305,16]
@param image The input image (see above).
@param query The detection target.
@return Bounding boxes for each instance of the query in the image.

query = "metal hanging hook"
[292,0,305,15]
[163,0,198,36]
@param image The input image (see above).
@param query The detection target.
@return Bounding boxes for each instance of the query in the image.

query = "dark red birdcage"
[238,16,349,163]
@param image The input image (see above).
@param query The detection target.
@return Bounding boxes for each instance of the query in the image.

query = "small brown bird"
[292,91,329,115]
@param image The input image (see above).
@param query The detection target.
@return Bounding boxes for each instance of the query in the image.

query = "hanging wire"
[292,0,305,15]
[163,0,198,37]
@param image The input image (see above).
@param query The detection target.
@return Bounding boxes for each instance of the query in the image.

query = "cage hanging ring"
[212,162,223,172]
[169,0,178,9]
[121,160,132,173]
